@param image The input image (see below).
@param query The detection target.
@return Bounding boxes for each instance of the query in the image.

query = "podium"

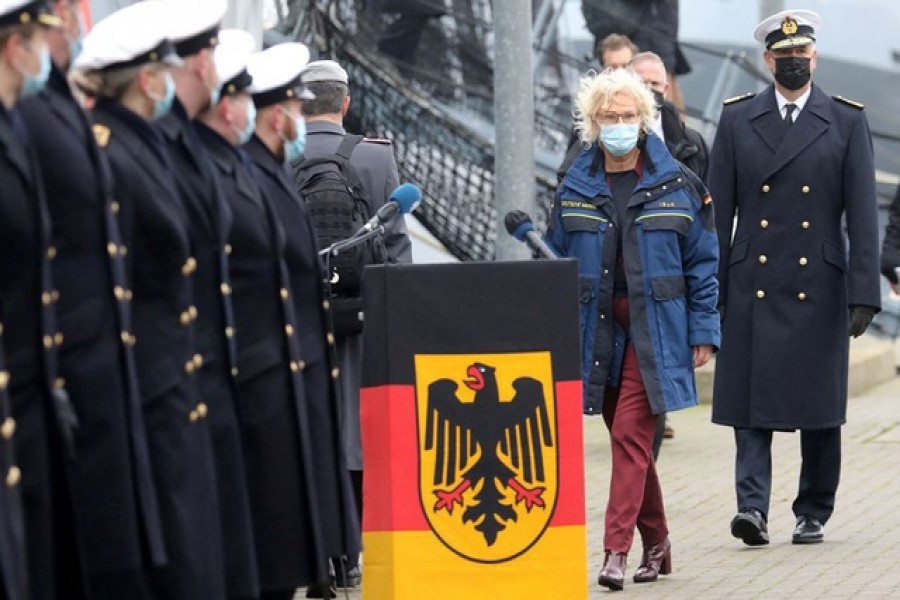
[360,260,587,599]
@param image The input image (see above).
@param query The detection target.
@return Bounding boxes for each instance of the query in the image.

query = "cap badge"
[781,17,798,35]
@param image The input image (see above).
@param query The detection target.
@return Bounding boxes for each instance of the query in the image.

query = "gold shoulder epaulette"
[833,95,864,109]
[723,92,755,105]
[362,137,392,146]
[93,124,111,148]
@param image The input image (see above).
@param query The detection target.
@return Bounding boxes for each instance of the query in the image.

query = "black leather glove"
[849,305,877,338]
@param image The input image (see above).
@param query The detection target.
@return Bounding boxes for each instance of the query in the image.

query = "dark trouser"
[734,427,841,524]
[601,297,668,553]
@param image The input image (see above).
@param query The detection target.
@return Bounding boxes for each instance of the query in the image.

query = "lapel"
[0,113,33,187]
[763,85,830,180]
[200,125,266,214]
[245,136,296,200]
[748,87,785,154]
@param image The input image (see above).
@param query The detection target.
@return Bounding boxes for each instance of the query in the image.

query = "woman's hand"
[692,345,713,368]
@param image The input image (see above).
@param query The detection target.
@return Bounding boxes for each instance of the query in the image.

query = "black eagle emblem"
[424,362,554,546]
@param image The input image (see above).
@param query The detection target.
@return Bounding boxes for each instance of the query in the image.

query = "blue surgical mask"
[282,113,306,163]
[151,72,176,120]
[600,122,640,157]
[19,45,51,99]
[234,100,256,145]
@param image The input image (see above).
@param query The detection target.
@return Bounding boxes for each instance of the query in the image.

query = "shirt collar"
[775,86,812,116]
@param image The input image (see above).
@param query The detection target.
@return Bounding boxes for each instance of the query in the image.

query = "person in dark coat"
[17,2,168,597]
[296,59,413,589]
[157,6,259,599]
[244,43,361,600]
[879,184,900,292]
[709,9,881,547]
[71,3,226,597]
[0,2,81,598]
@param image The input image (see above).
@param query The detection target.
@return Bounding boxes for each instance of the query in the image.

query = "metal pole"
[494,0,535,261]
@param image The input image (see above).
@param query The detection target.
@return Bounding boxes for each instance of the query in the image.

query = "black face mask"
[652,90,666,110]
[774,56,812,91]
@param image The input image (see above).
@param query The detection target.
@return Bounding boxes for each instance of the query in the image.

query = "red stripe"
[361,380,586,533]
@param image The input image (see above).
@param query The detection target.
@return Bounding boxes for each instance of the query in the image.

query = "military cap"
[214,29,254,97]
[72,1,182,72]
[0,0,60,28]
[301,60,349,85]
[753,9,821,50]
[151,0,227,58]
[247,42,314,108]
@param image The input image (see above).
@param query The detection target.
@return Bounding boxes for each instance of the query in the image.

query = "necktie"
[784,103,796,127]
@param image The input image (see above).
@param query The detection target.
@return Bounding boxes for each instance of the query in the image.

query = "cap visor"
[770,36,814,50]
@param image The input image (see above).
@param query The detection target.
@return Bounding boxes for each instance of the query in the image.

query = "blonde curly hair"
[574,68,657,146]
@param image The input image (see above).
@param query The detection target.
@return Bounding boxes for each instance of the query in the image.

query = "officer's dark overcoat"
[157,100,259,599]
[709,84,881,430]
[199,124,330,591]
[18,67,166,584]
[92,100,226,599]
[244,136,360,568]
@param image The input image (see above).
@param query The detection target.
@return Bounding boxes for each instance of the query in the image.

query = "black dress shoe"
[334,565,361,588]
[305,582,336,599]
[792,515,824,544]
[730,508,770,546]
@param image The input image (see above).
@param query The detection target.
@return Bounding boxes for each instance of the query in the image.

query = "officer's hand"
[693,345,713,368]
[849,305,877,338]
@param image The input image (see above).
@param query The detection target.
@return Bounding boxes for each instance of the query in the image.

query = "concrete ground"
[302,343,900,600]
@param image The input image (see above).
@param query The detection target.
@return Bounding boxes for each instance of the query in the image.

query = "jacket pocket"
[637,213,692,236]
[822,241,846,272]
[649,275,691,367]
[729,238,749,265]
[562,211,609,234]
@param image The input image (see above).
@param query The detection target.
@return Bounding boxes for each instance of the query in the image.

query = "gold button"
[111,201,120,214]
[189,410,199,423]
[6,466,21,488]
[185,360,195,374]
[290,361,299,373]
[42,291,52,305]
[114,286,125,300]
[120,331,135,346]
[756,290,766,299]
[799,257,808,266]
[231,367,239,378]
[193,354,203,369]
[47,246,57,260]
[280,288,289,300]
[182,257,197,276]
[225,327,234,338]
[758,255,767,264]
[180,311,191,326]
[760,219,769,229]
[54,377,65,389]
[188,306,198,320]
[801,221,810,229]
[0,322,3,336]
[224,244,232,256]
[326,333,335,345]
[220,283,231,295]
[798,292,807,301]
[802,185,810,194]
[54,332,64,346]
[0,417,15,440]
[331,367,340,379]
[285,324,294,337]
[43,335,53,350]
[107,242,117,256]
[196,402,208,419]
[322,300,330,311]
[761,184,770,193]
[0,370,8,390]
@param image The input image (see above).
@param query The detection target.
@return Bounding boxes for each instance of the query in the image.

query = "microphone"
[360,183,422,233]
[504,210,557,259]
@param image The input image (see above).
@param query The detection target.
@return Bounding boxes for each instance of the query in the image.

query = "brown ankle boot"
[598,550,627,591]
[633,538,672,583]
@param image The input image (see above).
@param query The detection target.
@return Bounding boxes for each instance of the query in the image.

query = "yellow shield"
[415,352,558,563]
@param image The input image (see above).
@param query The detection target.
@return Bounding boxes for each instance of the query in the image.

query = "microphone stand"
[318,224,386,258]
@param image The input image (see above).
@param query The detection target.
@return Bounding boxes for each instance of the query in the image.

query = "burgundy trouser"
[601,296,669,553]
